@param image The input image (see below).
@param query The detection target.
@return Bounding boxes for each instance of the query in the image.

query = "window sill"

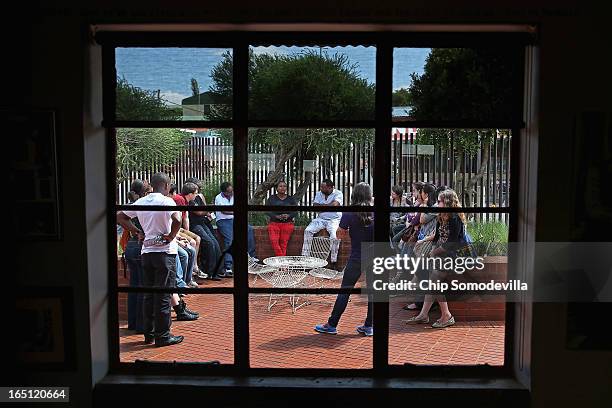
[95,374,529,405]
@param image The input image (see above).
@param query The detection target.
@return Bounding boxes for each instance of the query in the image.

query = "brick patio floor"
[119,278,505,367]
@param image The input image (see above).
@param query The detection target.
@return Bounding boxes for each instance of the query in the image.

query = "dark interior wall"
[12,1,612,407]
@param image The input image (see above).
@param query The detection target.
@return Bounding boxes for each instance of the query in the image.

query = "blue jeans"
[176,245,192,288]
[216,219,234,269]
[125,239,144,332]
[248,224,256,258]
[176,244,195,287]
[328,259,373,328]
[192,223,223,277]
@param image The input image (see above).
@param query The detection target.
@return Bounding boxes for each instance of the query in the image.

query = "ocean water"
[116,46,430,106]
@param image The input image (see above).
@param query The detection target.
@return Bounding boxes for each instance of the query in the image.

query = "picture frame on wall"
[15,287,76,371]
[6,109,62,240]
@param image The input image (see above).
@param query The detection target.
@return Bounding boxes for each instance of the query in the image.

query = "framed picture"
[15,287,76,370]
[6,109,62,240]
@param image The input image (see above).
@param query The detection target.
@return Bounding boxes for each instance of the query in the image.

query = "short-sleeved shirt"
[314,189,344,220]
[214,192,234,220]
[172,194,188,221]
[122,193,181,255]
[339,212,374,262]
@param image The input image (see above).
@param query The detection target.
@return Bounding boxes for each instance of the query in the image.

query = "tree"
[116,128,192,184]
[115,77,190,184]
[408,48,520,206]
[190,78,200,97]
[208,50,375,204]
[116,76,181,121]
[392,88,412,107]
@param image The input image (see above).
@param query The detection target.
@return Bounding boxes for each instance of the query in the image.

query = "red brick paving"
[119,277,505,367]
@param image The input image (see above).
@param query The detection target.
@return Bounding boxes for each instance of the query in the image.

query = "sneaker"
[188,280,199,288]
[197,270,208,279]
[314,323,337,335]
[224,269,234,277]
[356,325,373,336]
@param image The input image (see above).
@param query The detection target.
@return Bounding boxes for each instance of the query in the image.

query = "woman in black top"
[266,181,298,256]
[404,189,465,328]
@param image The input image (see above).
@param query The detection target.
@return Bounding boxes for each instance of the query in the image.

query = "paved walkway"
[119,289,505,367]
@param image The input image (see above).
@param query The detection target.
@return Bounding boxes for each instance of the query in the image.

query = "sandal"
[403,315,430,324]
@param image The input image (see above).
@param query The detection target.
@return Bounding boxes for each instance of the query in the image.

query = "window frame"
[101,29,529,377]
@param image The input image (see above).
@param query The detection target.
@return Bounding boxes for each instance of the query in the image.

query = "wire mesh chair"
[260,256,327,313]
[306,237,343,286]
[247,254,276,285]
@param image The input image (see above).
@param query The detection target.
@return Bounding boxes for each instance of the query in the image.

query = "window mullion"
[373,42,393,371]
[233,43,250,369]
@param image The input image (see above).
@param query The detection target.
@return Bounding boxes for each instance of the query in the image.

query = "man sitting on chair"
[301,179,343,269]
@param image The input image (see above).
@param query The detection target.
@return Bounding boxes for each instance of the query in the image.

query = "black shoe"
[216,272,227,278]
[144,334,154,344]
[155,335,184,347]
[180,299,199,317]
[173,301,199,321]
[207,275,222,281]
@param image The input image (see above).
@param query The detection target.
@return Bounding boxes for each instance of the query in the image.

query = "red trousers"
[267,222,295,256]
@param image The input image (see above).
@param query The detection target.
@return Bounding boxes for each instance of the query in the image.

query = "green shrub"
[466,221,508,256]
[248,211,315,227]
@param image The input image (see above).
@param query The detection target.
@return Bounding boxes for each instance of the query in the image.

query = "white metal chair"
[247,254,276,285]
[306,236,343,284]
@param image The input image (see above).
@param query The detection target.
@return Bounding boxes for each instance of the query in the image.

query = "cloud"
[160,91,189,106]
[250,46,289,56]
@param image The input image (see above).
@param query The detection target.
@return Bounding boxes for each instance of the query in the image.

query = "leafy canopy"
[209,49,376,147]
[409,48,520,153]
[115,77,190,184]
[116,76,181,121]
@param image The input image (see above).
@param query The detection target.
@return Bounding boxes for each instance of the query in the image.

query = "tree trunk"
[463,141,490,209]
[248,142,302,204]
[292,168,315,203]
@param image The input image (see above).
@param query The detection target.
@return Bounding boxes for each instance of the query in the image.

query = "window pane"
[249,293,373,369]
[116,48,232,120]
[389,128,512,209]
[248,46,376,120]
[393,47,522,122]
[387,212,507,366]
[115,128,233,205]
[247,128,374,205]
[115,128,234,287]
[118,294,233,364]
[247,208,374,369]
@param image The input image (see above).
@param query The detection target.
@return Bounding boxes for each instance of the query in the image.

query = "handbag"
[414,240,433,257]
[454,225,477,258]
[401,224,419,244]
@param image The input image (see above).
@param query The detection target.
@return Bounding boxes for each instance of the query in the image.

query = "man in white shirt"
[214,181,235,276]
[117,172,184,347]
[301,179,343,266]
